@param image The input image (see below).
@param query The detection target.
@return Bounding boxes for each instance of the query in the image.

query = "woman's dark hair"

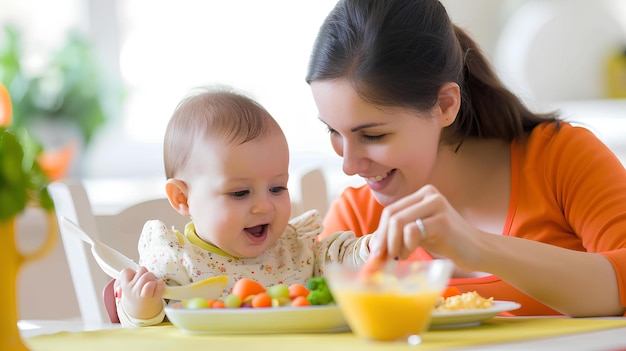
[306,0,559,145]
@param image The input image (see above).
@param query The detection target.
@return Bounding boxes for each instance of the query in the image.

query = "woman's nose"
[340,142,366,176]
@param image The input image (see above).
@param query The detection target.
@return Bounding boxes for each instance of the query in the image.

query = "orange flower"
[37,140,77,181]
[0,83,12,127]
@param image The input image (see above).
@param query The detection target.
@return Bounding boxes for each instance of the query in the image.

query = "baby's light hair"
[163,85,282,179]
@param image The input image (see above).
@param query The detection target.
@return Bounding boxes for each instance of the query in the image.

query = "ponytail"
[449,25,559,144]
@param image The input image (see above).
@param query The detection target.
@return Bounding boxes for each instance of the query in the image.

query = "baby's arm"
[115,266,166,327]
[318,231,372,268]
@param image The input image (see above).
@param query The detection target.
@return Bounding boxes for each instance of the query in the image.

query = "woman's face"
[310,79,446,206]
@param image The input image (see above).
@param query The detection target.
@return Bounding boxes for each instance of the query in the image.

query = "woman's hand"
[369,184,485,271]
[116,266,165,319]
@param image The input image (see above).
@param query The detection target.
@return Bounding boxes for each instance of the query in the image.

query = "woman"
[306,0,626,317]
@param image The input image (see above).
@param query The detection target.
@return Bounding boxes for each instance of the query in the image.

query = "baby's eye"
[270,186,288,195]
[229,190,250,199]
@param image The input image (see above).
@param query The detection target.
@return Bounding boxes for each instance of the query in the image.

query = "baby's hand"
[116,266,165,320]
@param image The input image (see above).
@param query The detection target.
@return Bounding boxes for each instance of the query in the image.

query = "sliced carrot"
[211,300,226,308]
[291,295,311,307]
[288,283,310,299]
[232,278,266,300]
[358,254,386,281]
[251,292,272,308]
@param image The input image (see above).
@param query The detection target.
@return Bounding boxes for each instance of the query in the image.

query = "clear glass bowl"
[325,259,454,343]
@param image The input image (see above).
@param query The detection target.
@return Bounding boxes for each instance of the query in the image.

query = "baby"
[115,86,372,327]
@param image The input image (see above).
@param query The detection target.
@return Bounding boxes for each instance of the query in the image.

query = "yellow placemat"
[26,317,626,351]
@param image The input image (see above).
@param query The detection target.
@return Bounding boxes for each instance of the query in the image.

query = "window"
[88,0,343,178]
[2,0,346,178]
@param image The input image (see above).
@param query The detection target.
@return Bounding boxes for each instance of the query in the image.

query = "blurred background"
[3,0,625,183]
[3,0,626,320]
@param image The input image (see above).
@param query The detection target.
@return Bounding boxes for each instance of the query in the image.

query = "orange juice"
[333,289,440,341]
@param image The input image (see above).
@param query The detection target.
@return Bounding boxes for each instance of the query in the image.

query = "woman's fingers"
[389,200,435,256]
[384,184,439,215]
[375,185,444,259]
[399,219,426,258]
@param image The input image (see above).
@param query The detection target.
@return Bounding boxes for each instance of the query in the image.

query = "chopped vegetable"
[211,300,226,308]
[288,283,310,299]
[305,277,335,305]
[223,294,242,308]
[291,296,311,307]
[182,278,335,309]
[251,292,272,308]
[266,284,290,299]
[232,278,266,300]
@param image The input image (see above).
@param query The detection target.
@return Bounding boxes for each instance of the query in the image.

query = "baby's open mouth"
[245,224,268,238]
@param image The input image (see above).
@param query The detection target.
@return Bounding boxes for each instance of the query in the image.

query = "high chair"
[48,179,189,324]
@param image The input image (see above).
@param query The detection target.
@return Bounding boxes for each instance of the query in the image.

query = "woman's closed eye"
[326,126,339,136]
[327,127,386,142]
[361,133,386,142]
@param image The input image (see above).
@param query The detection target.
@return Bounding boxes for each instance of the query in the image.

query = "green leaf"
[0,126,54,221]
[0,128,25,185]
[1,24,122,146]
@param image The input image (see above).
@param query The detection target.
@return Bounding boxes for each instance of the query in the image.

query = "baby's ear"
[165,179,190,216]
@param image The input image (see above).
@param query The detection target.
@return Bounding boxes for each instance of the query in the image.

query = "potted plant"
[1,82,57,350]
[0,24,121,179]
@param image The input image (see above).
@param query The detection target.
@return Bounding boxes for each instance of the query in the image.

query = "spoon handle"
[60,216,95,245]
[61,216,137,277]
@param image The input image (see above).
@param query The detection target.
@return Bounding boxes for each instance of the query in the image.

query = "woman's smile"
[365,169,396,191]
[365,170,393,183]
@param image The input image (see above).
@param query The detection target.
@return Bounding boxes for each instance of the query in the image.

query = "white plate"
[165,304,349,334]
[429,300,521,328]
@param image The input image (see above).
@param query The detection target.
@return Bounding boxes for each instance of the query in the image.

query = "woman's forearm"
[472,234,624,317]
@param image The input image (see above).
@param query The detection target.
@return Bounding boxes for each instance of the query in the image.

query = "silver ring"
[415,218,427,239]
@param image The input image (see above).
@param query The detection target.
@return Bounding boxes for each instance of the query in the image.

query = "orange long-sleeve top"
[320,122,626,316]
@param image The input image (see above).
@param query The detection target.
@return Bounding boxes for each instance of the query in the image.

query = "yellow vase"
[0,212,57,351]
[606,47,626,98]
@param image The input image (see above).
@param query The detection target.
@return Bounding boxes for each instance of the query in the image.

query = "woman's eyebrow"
[349,123,385,132]
[318,118,385,132]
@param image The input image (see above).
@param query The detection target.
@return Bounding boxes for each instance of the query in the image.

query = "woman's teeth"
[367,171,390,183]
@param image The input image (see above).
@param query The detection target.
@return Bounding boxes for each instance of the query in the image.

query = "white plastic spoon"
[60,216,228,300]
